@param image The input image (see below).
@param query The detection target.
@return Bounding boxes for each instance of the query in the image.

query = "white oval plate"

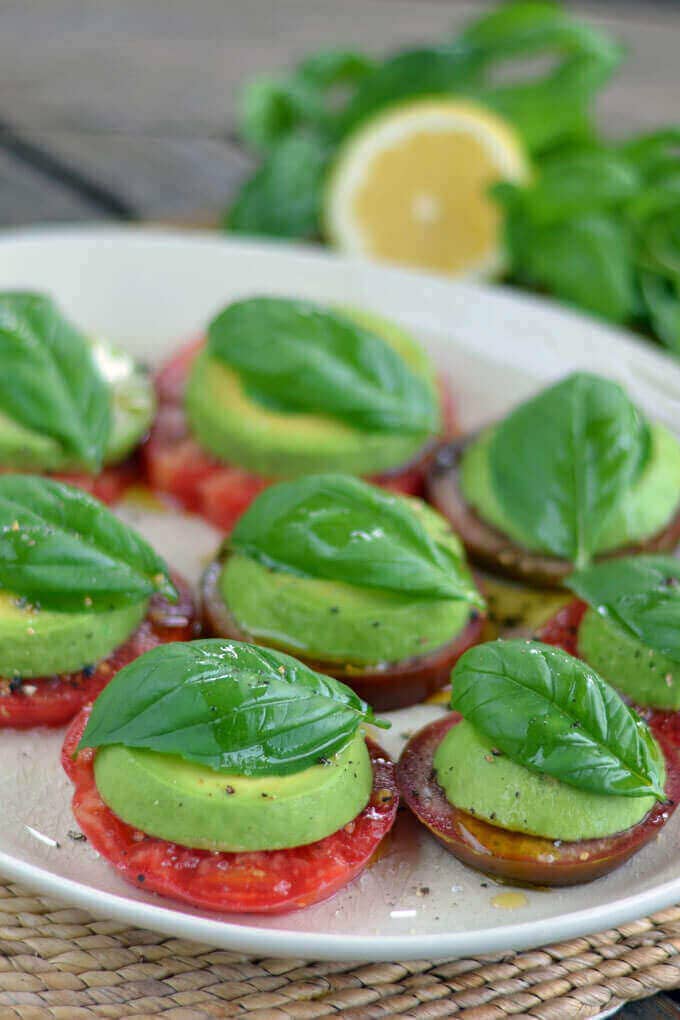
[0,226,679,963]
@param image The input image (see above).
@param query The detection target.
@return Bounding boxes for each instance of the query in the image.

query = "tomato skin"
[0,576,198,730]
[144,339,456,532]
[398,712,680,887]
[62,709,398,914]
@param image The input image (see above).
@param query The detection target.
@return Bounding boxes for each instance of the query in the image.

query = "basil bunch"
[231,474,484,605]
[568,556,680,664]
[207,297,438,435]
[0,475,176,610]
[0,292,110,470]
[452,639,665,800]
[226,1,620,237]
[490,372,649,567]
[78,639,383,776]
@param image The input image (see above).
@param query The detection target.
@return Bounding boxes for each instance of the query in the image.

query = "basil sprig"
[78,639,383,776]
[0,292,110,471]
[0,475,176,610]
[490,372,649,568]
[567,556,680,665]
[231,474,483,605]
[207,297,438,435]
[452,639,665,800]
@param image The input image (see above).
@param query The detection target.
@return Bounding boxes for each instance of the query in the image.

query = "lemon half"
[325,99,529,278]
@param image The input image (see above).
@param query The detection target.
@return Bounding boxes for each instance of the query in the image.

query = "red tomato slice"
[62,709,398,914]
[0,576,198,729]
[537,599,587,658]
[54,454,143,506]
[144,339,456,532]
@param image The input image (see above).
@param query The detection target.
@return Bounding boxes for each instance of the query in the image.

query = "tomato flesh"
[62,709,398,914]
[144,339,456,532]
[0,576,197,729]
[398,713,680,886]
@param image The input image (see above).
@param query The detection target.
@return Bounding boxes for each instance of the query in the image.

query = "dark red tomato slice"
[54,454,143,506]
[144,339,457,532]
[62,708,398,914]
[0,576,198,730]
[398,713,680,886]
[537,599,587,657]
[201,557,485,711]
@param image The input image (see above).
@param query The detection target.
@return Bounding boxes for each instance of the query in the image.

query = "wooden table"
[0,2,679,1016]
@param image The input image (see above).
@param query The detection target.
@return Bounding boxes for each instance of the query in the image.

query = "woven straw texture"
[2,882,680,1018]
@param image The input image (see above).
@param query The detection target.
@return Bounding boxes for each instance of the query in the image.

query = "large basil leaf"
[207,297,438,435]
[231,474,483,605]
[78,638,381,776]
[567,556,680,665]
[0,292,110,470]
[490,372,649,567]
[0,475,176,610]
[452,639,665,800]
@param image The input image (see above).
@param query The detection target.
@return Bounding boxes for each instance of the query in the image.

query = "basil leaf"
[0,475,176,610]
[226,134,328,239]
[231,474,483,606]
[452,639,665,800]
[0,292,110,471]
[567,556,680,664]
[640,271,680,355]
[207,297,438,435]
[490,372,649,567]
[78,638,381,776]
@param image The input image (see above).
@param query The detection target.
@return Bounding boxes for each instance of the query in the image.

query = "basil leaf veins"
[206,297,438,435]
[78,638,383,776]
[231,474,484,605]
[452,639,665,800]
[490,372,650,568]
[0,292,110,471]
[0,475,176,610]
[567,555,680,665]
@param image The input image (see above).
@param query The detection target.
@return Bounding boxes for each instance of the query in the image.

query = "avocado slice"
[94,729,373,852]
[578,606,680,710]
[433,719,659,842]
[0,591,148,679]
[184,308,439,478]
[0,338,155,472]
[460,422,680,556]
[220,497,476,666]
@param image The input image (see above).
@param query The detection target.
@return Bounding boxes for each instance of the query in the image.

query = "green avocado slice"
[460,422,680,555]
[0,591,148,679]
[220,497,476,666]
[0,338,155,472]
[578,607,680,710]
[184,308,439,478]
[434,720,659,842]
[94,728,373,852]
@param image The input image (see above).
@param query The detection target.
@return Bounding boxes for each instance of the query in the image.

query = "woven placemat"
[2,882,680,1019]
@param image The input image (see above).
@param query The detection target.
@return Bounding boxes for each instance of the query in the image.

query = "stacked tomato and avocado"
[540,556,680,713]
[0,475,197,728]
[428,372,680,589]
[0,292,155,502]
[62,639,398,913]
[201,473,485,710]
[146,297,451,531]
[398,639,679,886]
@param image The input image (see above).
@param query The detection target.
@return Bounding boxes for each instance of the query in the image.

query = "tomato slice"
[54,454,143,506]
[398,712,680,886]
[537,599,587,657]
[62,709,398,914]
[144,339,456,532]
[0,576,198,729]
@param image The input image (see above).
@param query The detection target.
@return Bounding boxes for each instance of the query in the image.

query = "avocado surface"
[94,729,372,852]
[434,720,659,841]
[0,591,148,678]
[578,607,680,709]
[185,308,440,478]
[0,338,155,472]
[460,422,680,555]
[221,498,475,666]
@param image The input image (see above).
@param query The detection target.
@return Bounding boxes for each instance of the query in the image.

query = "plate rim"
[1,223,679,962]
